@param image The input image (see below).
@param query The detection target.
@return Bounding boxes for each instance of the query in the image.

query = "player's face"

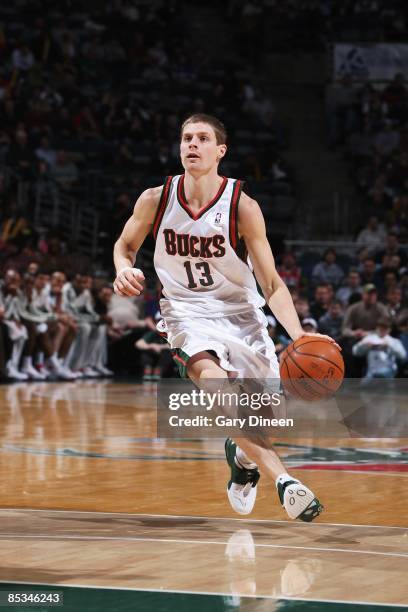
[4,270,21,292]
[180,122,226,173]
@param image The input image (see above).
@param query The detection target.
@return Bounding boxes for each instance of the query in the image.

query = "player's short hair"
[181,113,227,145]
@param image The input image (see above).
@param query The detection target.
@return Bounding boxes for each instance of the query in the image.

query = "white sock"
[276,472,298,488]
[11,340,24,367]
[235,446,257,470]
[23,356,32,369]
[47,354,60,367]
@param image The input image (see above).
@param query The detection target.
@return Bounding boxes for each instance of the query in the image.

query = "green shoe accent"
[225,438,260,490]
[277,479,324,522]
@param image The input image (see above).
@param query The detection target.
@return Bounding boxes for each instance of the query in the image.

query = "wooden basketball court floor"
[0,380,407,611]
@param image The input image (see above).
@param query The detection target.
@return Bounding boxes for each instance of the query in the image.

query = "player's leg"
[20,320,44,380]
[187,353,322,521]
[66,322,92,375]
[187,352,261,514]
[230,435,322,521]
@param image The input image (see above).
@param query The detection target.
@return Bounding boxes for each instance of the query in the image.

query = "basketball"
[280,337,344,401]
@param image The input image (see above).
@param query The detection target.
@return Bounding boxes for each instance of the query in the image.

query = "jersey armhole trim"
[153,176,173,239]
[229,179,244,250]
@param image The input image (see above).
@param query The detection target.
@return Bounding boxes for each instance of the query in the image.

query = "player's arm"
[113,186,161,296]
[238,194,337,345]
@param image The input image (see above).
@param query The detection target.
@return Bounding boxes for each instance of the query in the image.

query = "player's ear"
[217,144,227,162]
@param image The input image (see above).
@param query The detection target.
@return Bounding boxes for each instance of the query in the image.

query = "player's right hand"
[113,267,145,297]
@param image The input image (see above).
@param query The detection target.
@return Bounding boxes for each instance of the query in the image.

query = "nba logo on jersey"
[214,212,222,224]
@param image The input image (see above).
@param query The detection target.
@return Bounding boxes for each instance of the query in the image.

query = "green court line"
[0,585,405,612]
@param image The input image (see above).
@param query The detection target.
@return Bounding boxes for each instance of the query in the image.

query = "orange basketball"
[279,337,344,401]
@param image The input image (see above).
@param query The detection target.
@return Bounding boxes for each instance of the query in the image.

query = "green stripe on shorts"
[171,348,190,378]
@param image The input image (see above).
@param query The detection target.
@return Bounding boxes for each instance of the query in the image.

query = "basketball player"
[113,114,337,522]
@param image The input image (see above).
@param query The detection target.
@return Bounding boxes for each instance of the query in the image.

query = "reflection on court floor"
[0,382,407,611]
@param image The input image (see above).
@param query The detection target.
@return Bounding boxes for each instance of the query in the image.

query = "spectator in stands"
[380,270,400,299]
[318,300,344,343]
[41,235,68,274]
[385,286,407,324]
[294,296,310,322]
[356,246,370,269]
[310,283,333,320]
[18,273,51,380]
[107,290,147,375]
[356,215,387,255]
[342,284,389,341]
[52,150,79,190]
[35,136,57,169]
[373,120,400,157]
[353,317,406,380]
[302,317,318,333]
[62,273,109,377]
[277,252,301,290]
[59,273,98,377]
[135,319,172,381]
[265,315,290,355]
[336,269,363,306]
[366,172,393,212]
[387,191,408,233]
[376,231,407,267]
[397,311,408,363]
[12,43,35,72]
[25,270,77,380]
[31,270,78,379]
[91,282,115,376]
[0,269,28,380]
[3,241,42,274]
[311,248,344,288]
[359,257,381,286]
[108,292,145,332]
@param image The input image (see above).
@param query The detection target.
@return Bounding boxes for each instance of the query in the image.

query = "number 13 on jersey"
[183,261,214,288]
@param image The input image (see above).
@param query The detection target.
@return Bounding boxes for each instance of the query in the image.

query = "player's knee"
[199,368,228,380]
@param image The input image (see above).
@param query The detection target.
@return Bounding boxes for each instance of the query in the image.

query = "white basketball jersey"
[153,174,265,319]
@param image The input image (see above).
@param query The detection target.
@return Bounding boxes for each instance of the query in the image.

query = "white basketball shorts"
[159,308,280,379]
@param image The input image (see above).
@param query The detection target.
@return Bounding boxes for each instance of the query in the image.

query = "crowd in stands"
[225,1,408,54]
[273,237,408,377]
[0,0,407,382]
[327,73,408,239]
[0,229,406,381]
[0,0,297,269]
[0,261,175,382]
[326,65,408,379]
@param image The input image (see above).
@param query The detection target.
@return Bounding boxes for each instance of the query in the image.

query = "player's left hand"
[296,332,341,351]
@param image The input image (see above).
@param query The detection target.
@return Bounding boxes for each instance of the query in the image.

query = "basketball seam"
[292,348,344,375]
[285,350,336,392]
[281,358,299,397]
[294,339,336,348]
[281,351,324,399]
[291,375,319,400]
